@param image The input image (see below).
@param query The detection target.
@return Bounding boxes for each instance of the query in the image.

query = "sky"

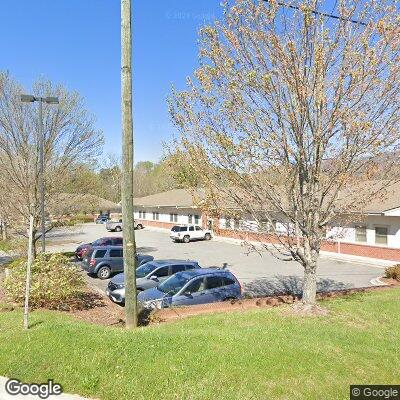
[0,0,223,162]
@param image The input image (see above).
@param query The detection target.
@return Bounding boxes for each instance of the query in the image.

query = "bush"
[69,215,95,224]
[0,238,26,255]
[384,264,400,282]
[4,253,85,309]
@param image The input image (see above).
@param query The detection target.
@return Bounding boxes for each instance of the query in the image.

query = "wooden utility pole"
[121,0,138,328]
[23,215,34,330]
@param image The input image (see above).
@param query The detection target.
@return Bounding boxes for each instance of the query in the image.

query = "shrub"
[384,264,400,282]
[69,215,95,224]
[0,238,27,255]
[4,253,85,309]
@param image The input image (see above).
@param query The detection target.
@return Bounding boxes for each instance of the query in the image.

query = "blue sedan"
[137,268,241,309]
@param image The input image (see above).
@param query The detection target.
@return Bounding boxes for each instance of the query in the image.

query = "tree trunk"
[121,0,138,329]
[24,215,34,330]
[30,230,37,259]
[2,222,7,241]
[302,265,317,305]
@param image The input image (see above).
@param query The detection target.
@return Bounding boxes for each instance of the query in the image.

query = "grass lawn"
[0,289,399,400]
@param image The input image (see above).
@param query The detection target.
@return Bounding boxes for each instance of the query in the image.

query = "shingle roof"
[133,188,205,208]
[132,182,400,215]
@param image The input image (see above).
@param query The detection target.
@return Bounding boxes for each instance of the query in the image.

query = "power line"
[261,0,367,26]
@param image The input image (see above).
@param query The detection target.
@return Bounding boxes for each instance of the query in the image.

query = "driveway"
[47,223,385,297]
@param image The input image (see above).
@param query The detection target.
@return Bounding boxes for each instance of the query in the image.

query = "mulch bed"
[149,284,400,324]
[0,264,399,327]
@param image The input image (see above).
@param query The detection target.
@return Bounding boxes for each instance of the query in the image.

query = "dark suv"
[82,246,154,279]
[106,260,201,304]
[75,236,123,260]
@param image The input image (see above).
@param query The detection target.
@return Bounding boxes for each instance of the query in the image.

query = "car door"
[188,225,196,239]
[109,248,123,272]
[113,237,123,246]
[172,277,214,306]
[143,265,169,289]
[204,275,225,302]
[194,226,205,239]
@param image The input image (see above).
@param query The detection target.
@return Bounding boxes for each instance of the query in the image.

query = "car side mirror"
[183,291,192,297]
[149,275,158,281]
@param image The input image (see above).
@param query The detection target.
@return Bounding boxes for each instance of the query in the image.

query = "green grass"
[0,238,23,253]
[0,289,399,400]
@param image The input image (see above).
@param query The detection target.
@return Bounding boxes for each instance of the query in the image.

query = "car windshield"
[158,273,192,295]
[92,239,102,246]
[136,262,158,278]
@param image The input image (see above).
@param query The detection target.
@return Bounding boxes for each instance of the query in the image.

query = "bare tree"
[168,0,400,306]
[0,72,104,256]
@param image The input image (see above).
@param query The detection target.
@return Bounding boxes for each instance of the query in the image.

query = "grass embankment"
[0,289,399,400]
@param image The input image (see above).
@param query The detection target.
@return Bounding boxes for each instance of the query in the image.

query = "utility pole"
[38,99,45,253]
[21,95,59,254]
[121,0,138,328]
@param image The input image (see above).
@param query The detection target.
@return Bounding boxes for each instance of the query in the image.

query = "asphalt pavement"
[47,223,385,297]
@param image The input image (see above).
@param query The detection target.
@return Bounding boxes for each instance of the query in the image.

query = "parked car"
[82,246,154,279]
[106,260,201,304]
[137,268,241,309]
[75,237,123,260]
[105,220,144,232]
[170,225,212,243]
[95,215,109,224]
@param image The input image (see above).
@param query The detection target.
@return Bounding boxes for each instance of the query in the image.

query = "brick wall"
[136,219,176,230]
[217,228,400,262]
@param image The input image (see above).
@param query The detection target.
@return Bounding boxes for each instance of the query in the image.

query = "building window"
[194,215,200,225]
[188,214,193,224]
[152,212,159,221]
[170,213,178,223]
[375,227,388,245]
[355,225,367,243]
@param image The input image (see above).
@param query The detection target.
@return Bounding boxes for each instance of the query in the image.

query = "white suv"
[170,225,212,243]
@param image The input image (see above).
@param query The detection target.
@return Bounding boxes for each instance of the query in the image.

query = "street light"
[20,94,59,253]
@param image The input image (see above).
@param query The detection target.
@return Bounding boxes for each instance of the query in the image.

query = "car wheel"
[115,226,122,232]
[204,233,211,241]
[136,224,143,230]
[97,266,111,280]
[183,235,190,243]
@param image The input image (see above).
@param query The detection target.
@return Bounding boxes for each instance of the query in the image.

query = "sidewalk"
[0,377,93,400]
[212,235,397,267]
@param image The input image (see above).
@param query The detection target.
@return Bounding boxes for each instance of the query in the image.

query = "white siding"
[327,215,400,248]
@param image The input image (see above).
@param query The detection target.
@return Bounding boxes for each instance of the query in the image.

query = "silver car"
[106,259,201,304]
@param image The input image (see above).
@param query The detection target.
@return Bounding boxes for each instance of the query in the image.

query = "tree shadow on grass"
[244,275,352,298]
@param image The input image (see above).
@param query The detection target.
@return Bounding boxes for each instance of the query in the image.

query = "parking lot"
[48,223,384,297]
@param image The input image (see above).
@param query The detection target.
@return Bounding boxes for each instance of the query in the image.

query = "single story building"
[133,188,400,262]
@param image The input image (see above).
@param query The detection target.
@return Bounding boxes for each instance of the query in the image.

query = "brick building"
[133,188,400,262]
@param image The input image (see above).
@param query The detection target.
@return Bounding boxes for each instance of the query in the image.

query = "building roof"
[132,182,400,215]
[133,188,204,208]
